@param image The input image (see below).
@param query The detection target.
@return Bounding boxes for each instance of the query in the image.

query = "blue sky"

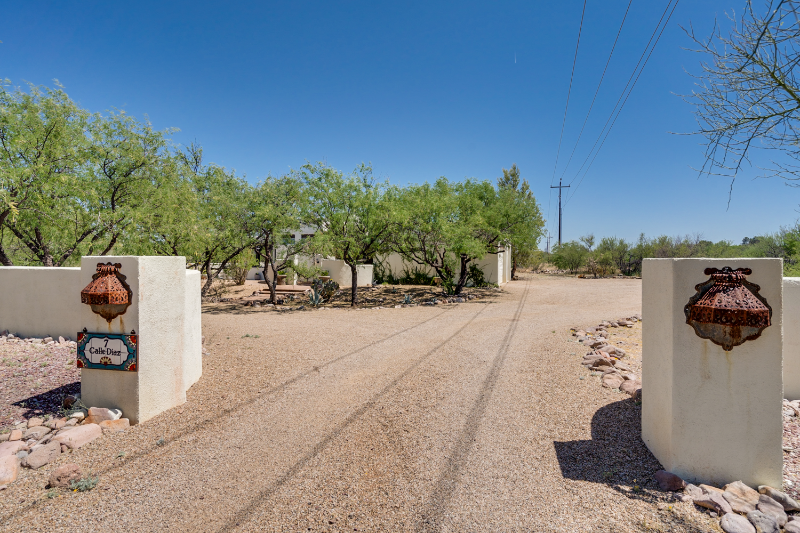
[1,1,796,245]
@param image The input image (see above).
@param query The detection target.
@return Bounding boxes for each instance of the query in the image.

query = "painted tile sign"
[76,332,138,371]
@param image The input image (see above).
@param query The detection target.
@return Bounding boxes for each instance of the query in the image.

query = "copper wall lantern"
[684,267,771,351]
[81,262,132,322]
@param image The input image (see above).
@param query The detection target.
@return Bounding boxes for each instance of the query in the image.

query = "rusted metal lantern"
[81,262,132,323]
[684,267,771,351]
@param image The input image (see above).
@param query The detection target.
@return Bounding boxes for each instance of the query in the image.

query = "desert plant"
[466,264,488,287]
[227,249,256,285]
[312,279,339,302]
[308,287,323,307]
[402,294,412,304]
[70,476,99,492]
[399,266,434,286]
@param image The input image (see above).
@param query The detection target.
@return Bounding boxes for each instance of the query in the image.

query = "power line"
[550,0,588,188]
[547,0,588,241]
[566,0,676,189]
[564,0,680,208]
[558,0,634,181]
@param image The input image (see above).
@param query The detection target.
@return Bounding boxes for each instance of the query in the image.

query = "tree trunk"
[350,263,358,307]
[0,243,12,266]
[511,257,517,280]
[201,261,215,297]
[454,255,470,295]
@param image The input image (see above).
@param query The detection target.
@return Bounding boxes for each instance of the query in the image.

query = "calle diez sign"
[76,331,138,371]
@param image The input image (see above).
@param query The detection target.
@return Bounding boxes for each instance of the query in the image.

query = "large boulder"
[723,491,757,515]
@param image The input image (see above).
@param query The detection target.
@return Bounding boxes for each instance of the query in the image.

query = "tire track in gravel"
[0,306,459,524]
[217,304,491,532]
[417,279,531,533]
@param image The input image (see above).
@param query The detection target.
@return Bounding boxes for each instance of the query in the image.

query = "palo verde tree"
[252,173,317,304]
[685,0,800,188]
[301,162,393,306]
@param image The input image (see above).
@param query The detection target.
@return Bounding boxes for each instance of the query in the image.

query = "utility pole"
[550,178,570,246]
[546,231,551,254]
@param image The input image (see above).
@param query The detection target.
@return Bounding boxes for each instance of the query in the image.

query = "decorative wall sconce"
[684,267,771,351]
[80,263,132,322]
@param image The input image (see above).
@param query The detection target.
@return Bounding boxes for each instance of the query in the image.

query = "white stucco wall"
[378,250,511,285]
[79,256,189,425]
[784,278,800,400]
[183,269,202,391]
[320,260,373,287]
[0,266,83,339]
[642,258,783,488]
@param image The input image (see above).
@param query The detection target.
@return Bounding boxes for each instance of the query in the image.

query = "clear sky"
[1,1,795,245]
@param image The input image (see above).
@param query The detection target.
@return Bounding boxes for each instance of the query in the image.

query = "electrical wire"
[564,0,680,208]
[558,0,634,181]
[547,0,588,239]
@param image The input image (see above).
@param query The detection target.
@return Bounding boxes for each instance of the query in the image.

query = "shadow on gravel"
[11,381,80,420]
[554,399,716,531]
[554,397,664,493]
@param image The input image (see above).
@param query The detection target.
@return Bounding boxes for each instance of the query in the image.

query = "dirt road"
[0,275,715,532]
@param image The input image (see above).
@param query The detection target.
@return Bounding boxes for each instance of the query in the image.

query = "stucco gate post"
[78,256,197,425]
[642,258,783,488]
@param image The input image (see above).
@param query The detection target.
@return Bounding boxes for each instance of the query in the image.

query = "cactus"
[403,294,412,304]
[308,287,323,307]
[312,278,340,302]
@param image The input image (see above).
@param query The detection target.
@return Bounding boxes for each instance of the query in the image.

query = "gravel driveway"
[0,274,716,532]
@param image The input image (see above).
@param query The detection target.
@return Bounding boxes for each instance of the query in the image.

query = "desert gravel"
[0,274,717,532]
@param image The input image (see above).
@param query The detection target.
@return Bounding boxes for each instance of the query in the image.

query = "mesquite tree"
[252,174,317,304]
[300,163,392,306]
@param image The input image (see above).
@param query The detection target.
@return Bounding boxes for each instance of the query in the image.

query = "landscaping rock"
[22,441,60,469]
[723,491,757,514]
[695,490,733,515]
[601,372,625,389]
[654,470,686,491]
[44,418,66,430]
[758,486,800,512]
[8,430,22,441]
[720,513,756,533]
[786,521,800,533]
[591,358,614,370]
[757,494,787,527]
[0,441,27,457]
[53,424,102,449]
[0,455,20,485]
[62,395,79,409]
[99,418,130,433]
[84,407,117,424]
[70,412,85,421]
[23,426,50,441]
[27,417,43,428]
[620,379,642,396]
[686,483,705,500]
[702,484,726,495]
[746,510,779,533]
[725,481,761,507]
[48,464,82,488]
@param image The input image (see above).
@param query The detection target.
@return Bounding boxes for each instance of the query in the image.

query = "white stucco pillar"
[642,258,783,488]
[79,256,190,425]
